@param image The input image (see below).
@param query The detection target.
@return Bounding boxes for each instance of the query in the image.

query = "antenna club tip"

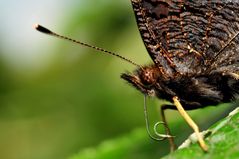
[33,23,40,29]
[34,23,53,34]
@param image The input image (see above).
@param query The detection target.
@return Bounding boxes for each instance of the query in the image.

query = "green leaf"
[163,107,239,159]
[68,107,239,159]
[69,127,171,159]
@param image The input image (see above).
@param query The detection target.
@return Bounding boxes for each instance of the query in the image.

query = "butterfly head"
[121,66,165,96]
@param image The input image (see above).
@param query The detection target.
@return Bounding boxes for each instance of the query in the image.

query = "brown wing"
[131,0,239,74]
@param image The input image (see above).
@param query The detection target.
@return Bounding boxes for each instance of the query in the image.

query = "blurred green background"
[0,1,234,159]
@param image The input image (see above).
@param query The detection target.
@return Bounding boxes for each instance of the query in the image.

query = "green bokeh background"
[0,1,234,159]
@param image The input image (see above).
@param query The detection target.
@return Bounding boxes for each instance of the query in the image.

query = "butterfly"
[35,0,239,152]
[121,0,239,151]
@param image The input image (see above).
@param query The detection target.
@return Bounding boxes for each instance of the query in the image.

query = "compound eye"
[141,70,156,85]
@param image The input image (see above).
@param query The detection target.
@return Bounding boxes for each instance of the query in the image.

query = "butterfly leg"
[223,72,239,80]
[160,104,177,152]
[172,96,208,151]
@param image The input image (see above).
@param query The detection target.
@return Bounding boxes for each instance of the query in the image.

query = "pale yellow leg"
[223,72,239,80]
[172,96,208,151]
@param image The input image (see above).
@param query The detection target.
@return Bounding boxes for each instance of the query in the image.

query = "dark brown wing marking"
[131,0,239,75]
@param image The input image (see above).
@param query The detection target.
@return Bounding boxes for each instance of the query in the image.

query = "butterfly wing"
[131,0,239,74]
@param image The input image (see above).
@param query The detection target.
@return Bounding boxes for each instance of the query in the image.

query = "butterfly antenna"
[34,24,141,68]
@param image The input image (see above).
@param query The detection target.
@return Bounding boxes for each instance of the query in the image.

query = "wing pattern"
[131,0,239,75]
